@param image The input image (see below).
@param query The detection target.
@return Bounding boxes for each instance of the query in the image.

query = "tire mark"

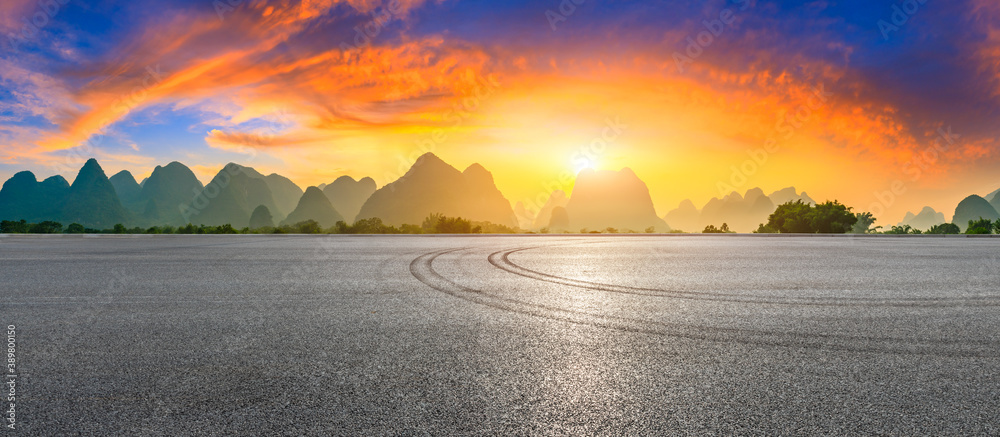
[488,246,1000,308]
[410,248,998,358]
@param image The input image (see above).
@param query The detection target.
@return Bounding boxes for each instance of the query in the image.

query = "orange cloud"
[34,0,449,153]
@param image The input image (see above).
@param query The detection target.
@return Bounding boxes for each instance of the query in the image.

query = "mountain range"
[899,207,946,230]
[1,155,997,232]
[356,153,518,228]
[664,188,815,233]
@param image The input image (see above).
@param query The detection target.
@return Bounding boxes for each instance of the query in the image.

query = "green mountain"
[0,172,70,222]
[322,176,376,223]
[230,164,303,217]
[184,165,282,228]
[140,162,204,225]
[952,195,1000,231]
[281,186,344,228]
[249,205,275,229]
[356,153,517,227]
[60,159,131,228]
[109,170,143,211]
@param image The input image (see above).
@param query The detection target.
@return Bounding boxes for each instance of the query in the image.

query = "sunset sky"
[2,0,1000,224]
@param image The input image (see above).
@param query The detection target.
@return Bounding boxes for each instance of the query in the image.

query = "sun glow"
[573,156,597,174]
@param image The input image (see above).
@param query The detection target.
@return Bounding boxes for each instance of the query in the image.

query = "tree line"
[698,200,1000,235]
[0,214,519,235]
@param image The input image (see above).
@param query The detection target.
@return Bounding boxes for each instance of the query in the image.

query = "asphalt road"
[1,235,998,435]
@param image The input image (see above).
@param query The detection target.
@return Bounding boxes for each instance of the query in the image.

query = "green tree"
[352,217,398,234]
[65,223,86,234]
[884,224,921,235]
[761,200,857,234]
[399,224,424,234]
[926,223,960,234]
[113,224,127,234]
[753,223,778,234]
[703,223,733,234]
[433,216,473,233]
[851,212,878,234]
[766,201,814,233]
[214,224,239,234]
[1,220,29,233]
[294,220,323,234]
[422,213,444,232]
[810,201,857,233]
[966,218,994,234]
[29,221,63,233]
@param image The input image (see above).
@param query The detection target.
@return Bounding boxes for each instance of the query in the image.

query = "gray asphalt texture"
[1,235,999,436]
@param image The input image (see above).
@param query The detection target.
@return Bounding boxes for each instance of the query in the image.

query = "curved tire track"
[488,246,1000,308]
[410,247,998,357]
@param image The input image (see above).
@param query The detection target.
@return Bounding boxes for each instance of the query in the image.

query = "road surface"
[1,235,998,435]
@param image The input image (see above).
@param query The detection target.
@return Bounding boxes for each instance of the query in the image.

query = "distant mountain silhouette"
[548,206,570,231]
[899,206,946,230]
[532,190,569,230]
[513,201,533,229]
[700,189,775,232]
[249,205,275,229]
[185,164,282,228]
[356,153,517,227]
[110,170,143,211]
[139,162,204,225]
[768,187,816,206]
[0,172,69,222]
[988,189,1000,214]
[664,187,815,232]
[322,176,376,223]
[232,164,303,217]
[664,199,699,233]
[565,168,668,232]
[60,159,131,228]
[952,195,1000,231]
[987,187,1000,203]
[282,186,344,228]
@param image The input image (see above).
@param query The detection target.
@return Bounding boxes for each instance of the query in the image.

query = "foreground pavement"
[1,235,998,435]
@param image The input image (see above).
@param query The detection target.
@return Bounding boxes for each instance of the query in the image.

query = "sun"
[573,156,597,174]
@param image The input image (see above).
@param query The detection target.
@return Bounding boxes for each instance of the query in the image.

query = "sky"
[2,0,1000,224]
